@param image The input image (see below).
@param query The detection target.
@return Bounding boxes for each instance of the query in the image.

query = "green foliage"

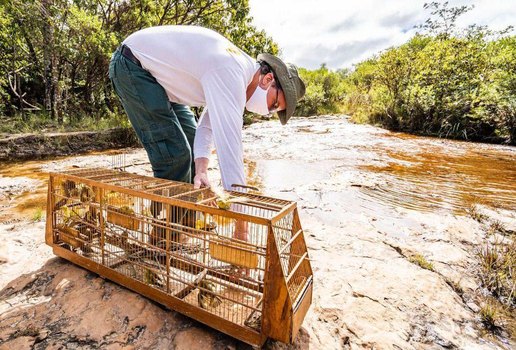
[296,64,348,117]
[0,110,131,135]
[0,0,278,129]
[344,2,516,144]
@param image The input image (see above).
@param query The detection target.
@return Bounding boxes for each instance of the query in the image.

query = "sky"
[248,0,516,70]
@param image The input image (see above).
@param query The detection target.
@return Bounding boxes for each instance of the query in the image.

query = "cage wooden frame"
[45,168,313,347]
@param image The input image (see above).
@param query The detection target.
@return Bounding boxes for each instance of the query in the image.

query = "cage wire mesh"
[110,152,127,171]
[47,167,312,344]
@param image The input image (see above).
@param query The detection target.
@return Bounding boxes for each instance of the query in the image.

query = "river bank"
[0,128,139,161]
[0,115,514,349]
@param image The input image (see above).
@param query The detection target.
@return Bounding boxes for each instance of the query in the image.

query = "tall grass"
[477,239,515,307]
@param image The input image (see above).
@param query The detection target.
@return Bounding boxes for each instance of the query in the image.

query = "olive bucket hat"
[257,53,306,125]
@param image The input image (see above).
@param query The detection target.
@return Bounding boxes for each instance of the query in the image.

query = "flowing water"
[242,116,515,217]
[359,134,515,214]
[1,116,514,222]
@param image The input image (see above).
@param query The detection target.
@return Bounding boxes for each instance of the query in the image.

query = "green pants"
[108,47,196,183]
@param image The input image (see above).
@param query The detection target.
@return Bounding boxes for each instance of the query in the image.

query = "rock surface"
[0,258,243,350]
[1,116,515,349]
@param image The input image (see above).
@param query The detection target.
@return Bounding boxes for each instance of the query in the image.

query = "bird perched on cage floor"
[244,312,262,330]
[198,279,222,309]
[144,268,164,287]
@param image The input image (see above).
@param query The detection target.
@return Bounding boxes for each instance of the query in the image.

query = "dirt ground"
[0,116,515,349]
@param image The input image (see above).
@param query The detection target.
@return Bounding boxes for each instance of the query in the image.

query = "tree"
[0,0,278,126]
[296,64,347,117]
[417,1,474,38]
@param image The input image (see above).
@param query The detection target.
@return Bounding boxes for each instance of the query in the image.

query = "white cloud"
[248,0,516,69]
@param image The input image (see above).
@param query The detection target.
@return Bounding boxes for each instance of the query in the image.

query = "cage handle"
[231,183,260,192]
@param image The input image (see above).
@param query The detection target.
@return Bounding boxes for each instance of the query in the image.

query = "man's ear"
[259,72,275,88]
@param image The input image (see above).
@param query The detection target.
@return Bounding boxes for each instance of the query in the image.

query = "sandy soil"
[0,115,515,349]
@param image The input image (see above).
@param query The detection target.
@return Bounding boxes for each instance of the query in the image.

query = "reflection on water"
[358,142,516,214]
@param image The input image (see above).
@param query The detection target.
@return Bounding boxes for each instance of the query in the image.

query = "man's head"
[257,53,306,125]
[255,60,286,115]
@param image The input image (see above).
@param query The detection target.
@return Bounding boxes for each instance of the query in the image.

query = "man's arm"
[200,67,246,190]
[200,68,248,240]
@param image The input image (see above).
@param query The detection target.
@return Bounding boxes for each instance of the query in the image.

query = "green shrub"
[477,239,515,307]
[344,3,515,144]
[296,65,347,117]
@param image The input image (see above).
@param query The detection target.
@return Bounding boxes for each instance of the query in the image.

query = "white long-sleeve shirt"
[122,25,258,190]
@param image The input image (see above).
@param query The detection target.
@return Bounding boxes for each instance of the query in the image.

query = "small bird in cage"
[144,268,164,287]
[195,213,217,231]
[63,180,80,198]
[55,180,80,209]
[244,312,262,330]
[83,208,98,224]
[198,279,222,309]
[117,205,135,216]
[212,188,250,210]
[80,185,95,202]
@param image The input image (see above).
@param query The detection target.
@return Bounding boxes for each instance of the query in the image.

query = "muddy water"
[0,159,52,219]
[359,135,516,214]
[243,117,515,216]
[1,116,514,222]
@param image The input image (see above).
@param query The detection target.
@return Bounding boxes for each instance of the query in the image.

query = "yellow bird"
[213,188,249,210]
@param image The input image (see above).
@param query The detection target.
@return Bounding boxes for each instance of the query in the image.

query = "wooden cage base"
[52,245,267,347]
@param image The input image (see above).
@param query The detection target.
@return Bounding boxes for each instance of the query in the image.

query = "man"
[109,25,305,193]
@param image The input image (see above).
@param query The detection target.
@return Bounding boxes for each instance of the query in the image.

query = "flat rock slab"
[0,258,237,349]
[0,258,308,349]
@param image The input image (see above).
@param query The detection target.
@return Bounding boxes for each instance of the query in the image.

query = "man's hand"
[193,172,210,189]
[193,157,210,189]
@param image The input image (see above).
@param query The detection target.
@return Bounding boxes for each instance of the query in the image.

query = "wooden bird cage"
[45,168,313,347]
